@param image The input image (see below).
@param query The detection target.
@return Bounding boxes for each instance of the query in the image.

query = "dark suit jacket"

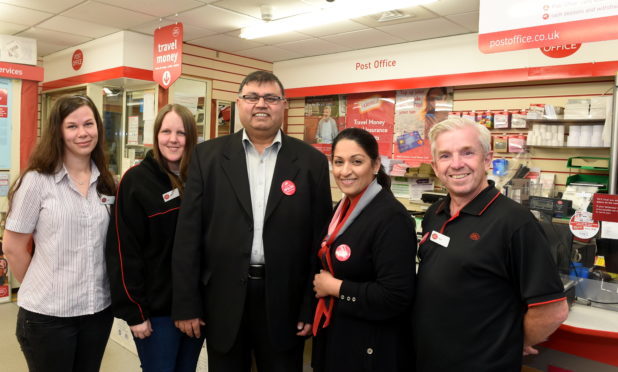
[172,130,332,353]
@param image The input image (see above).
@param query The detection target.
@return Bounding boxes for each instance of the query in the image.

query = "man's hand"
[174,318,205,338]
[130,320,153,339]
[296,322,311,336]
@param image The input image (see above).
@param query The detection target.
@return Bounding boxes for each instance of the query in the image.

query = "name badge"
[162,188,180,202]
[430,230,450,248]
[100,195,115,205]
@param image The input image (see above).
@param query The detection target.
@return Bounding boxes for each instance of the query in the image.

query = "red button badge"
[281,180,296,196]
[335,244,351,262]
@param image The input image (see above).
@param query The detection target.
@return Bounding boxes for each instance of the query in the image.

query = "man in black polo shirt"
[413,117,568,371]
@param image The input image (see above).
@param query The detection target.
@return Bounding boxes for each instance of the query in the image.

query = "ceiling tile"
[0,0,82,13]
[0,3,52,25]
[210,0,317,20]
[446,11,479,32]
[37,16,120,39]
[131,18,218,40]
[352,5,437,27]
[62,2,156,29]
[96,0,206,18]
[299,20,368,38]
[244,31,312,45]
[0,20,28,34]
[17,28,92,46]
[176,4,256,32]
[189,33,264,52]
[277,38,353,56]
[420,0,479,16]
[235,46,303,62]
[378,17,470,42]
[322,28,406,50]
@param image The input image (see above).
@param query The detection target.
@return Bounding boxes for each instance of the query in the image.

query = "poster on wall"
[393,87,453,167]
[0,250,9,303]
[304,95,346,156]
[346,92,395,157]
[0,78,11,169]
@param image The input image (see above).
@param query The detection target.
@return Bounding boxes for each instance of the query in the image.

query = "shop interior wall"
[181,44,273,103]
[286,77,614,201]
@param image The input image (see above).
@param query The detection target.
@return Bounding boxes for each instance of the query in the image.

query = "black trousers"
[206,278,305,372]
[16,306,113,372]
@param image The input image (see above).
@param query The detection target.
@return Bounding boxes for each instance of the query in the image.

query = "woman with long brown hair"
[3,95,116,372]
[106,104,202,371]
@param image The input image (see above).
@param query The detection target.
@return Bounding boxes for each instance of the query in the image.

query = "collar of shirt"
[242,129,282,154]
[436,180,500,217]
[54,161,101,185]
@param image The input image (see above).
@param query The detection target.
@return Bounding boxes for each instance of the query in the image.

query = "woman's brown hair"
[152,104,198,194]
[7,95,116,214]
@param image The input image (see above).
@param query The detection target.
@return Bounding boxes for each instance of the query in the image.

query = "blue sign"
[0,78,11,169]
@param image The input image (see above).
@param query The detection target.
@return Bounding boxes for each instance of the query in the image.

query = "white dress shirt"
[242,130,282,265]
[6,164,112,316]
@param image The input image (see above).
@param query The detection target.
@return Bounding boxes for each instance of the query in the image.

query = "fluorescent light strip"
[240,0,437,39]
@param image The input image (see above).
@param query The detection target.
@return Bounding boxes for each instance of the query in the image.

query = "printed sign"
[153,23,183,89]
[72,49,83,71]
[346,92,395,157]
[479,0,618,53]
[593,194,618,223]
[393,87,453,166]
[0,35,36,65]
[0,78,10,169]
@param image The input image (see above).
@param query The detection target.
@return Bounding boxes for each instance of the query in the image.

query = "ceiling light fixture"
[240,0,437,39]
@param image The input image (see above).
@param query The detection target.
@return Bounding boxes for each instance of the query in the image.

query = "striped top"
[6,164,112,317]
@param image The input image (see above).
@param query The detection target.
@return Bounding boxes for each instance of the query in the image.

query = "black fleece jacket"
[105,151,181,325]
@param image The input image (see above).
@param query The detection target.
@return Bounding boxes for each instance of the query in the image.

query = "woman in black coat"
[312,128,417,372]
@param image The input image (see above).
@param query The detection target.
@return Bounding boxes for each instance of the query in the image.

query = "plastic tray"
[567,157,610,171]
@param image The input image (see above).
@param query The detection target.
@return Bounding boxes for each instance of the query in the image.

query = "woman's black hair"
[331,127,391,190]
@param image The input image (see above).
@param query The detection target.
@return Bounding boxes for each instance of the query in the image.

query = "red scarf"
[312,190,366,336]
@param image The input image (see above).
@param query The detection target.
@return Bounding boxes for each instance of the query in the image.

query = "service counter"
[526,303,618,371]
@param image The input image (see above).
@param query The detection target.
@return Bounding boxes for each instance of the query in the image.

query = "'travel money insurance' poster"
[346,92,395,157]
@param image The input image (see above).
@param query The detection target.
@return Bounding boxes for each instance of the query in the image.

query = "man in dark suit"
[172,70,332,371]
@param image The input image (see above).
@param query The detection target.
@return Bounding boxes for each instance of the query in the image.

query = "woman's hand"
[130,319,153,339]
[313,270,342,298]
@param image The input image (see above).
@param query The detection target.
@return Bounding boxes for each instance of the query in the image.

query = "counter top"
[561,303,618,338]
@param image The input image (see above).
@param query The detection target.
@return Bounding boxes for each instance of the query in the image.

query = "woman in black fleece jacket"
[106,104,202,371]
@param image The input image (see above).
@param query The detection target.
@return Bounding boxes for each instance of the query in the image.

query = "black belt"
[248,264,265,279]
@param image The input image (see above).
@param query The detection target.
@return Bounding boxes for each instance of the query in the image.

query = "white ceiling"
[0,0,479,62]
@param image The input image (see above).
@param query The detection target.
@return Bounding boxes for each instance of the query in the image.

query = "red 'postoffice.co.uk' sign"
[153,23,183,89]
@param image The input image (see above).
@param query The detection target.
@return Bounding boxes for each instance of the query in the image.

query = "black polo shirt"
[413,181,565,372]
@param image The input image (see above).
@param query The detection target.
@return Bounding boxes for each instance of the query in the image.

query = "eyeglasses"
[239,94,285,104]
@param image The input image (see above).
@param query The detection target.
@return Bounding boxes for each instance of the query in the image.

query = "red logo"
[335,244,351,261]
[540,43,581,58]
[469,232,481,241]
[542,13,549,20]
[281,180,296,196]
[164,194,170,200]
[101,197,107,203]
[431,233,438,240]
[72,49,83,71]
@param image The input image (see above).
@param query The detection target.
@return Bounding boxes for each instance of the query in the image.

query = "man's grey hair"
[429,117,492,157]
